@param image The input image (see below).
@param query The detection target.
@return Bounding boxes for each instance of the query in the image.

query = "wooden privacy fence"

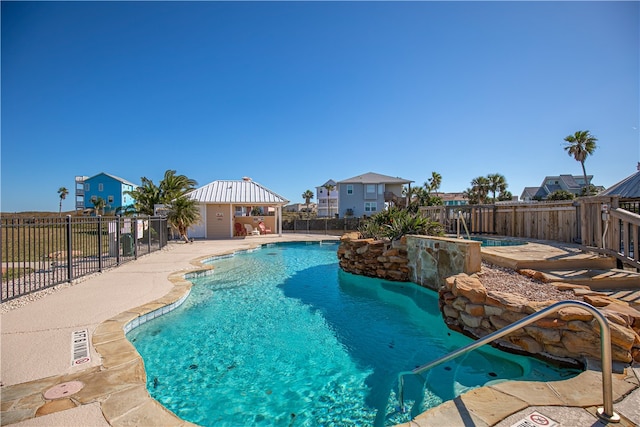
[421,198,640,270]
[421,201,579,242]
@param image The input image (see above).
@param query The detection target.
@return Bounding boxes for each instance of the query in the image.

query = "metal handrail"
[397,300,620,422]
[456,210,471,240]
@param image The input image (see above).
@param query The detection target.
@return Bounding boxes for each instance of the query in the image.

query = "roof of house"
[600,170,640,198]
[86,172,137,187]
[337,172,413,185]
[318,179,337,187]
[440,192,467,201]
[187,178,289,205]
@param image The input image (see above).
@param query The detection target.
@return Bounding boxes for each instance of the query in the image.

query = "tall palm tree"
[322,183,336,217]
[166,196,201,243]
[563,130,597,195]
[57,187,69,216]
[427,172,442,197]
[302,190,314,218]
[487,173,507,203]
[469,176,490,204]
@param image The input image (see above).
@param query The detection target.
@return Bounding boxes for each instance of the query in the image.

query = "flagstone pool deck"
[1,235,639,427]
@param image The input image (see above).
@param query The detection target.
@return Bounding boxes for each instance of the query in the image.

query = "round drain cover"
[43,381,84,400]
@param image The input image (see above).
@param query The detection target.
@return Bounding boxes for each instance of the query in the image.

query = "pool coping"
[2,237,639,426]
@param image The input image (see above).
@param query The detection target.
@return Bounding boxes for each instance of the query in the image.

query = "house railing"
[1,215,168,303]
[580,196,640,270]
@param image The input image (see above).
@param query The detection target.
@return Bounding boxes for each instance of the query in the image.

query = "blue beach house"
[79,173,137,215]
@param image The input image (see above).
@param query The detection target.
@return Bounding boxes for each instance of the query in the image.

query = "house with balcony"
[77,173,137,215]
[316,179,339,218]
[520,174,601,201]
[337,172,413,218]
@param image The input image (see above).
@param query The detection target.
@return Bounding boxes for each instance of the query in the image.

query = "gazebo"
[599,166,640,201]
[186,177,289,239]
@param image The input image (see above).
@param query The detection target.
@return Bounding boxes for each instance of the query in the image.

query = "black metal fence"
[282,218,364,234]
[1,215,168,302]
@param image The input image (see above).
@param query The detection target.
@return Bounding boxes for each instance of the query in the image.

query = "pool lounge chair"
[258,222,272,235]
[234,222,247,236]
[244,224,260,236]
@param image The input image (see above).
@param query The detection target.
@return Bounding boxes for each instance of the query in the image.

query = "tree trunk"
[581,161,589,195]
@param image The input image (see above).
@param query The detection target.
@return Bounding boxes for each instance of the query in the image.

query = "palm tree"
[126,177,161,215]
[57,187,69,216]
[564,130,597,195]
[159,170,198,202]
[302,190,314,218]
[322,183,336,218]
[126,170,198,215]
[487,173,507,203]
[166,196,201,243]
[427,172,442,197]
[468,176,490,205]
[92,197,106,216]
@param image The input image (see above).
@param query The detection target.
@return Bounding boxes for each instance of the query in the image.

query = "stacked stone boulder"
[337,232,640,365]
[337,233,410,281]
[440,273,640,364]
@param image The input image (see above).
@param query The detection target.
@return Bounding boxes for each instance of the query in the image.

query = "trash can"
[121,233,134,256]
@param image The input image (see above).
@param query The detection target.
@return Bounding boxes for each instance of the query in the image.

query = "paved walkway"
[1,235,638,426]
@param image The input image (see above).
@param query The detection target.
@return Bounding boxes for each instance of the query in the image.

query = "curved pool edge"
[90,243,637,427]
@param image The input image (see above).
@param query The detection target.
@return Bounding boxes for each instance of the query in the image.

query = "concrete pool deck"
[1,235,639,426]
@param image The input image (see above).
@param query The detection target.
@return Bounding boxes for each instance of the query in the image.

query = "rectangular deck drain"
[510,411,558,427]
[71,329,90,366]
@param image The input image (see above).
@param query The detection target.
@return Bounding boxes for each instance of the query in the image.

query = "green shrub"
[358,207,443,241]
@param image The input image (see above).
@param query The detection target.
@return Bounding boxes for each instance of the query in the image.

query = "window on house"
[84,183,90,191]
[364,202,377,212]
[98,183,104,192]
[108,196,114,204]
[378,184,384,195]
[347,185,353,195]
[91,196,97,203]
[365,184,376,199]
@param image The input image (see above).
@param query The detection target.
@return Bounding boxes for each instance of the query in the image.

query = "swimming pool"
[127,242,577,426]
[469,236,527,246]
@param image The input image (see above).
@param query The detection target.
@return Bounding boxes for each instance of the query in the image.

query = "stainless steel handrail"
[397,300,620,422]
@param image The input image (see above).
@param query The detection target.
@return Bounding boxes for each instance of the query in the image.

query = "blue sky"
[2,1,638,212]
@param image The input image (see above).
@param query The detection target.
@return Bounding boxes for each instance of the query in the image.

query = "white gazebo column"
[278,205,283,236]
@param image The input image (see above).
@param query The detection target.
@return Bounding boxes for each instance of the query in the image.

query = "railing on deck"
[580,196,640,270]
[1,215,168,302]
[397,300,620,423]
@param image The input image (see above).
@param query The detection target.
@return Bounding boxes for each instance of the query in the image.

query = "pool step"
[538,268,640,290]
[480,243,616,271]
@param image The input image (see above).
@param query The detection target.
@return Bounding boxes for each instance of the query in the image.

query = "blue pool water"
[470,236,527,246]
[127,242,577,426]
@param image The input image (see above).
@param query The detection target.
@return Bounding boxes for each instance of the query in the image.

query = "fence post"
[116,216,121,265]
[148,215,152,254]
[133,218,138,260]
[98,216,103,272]
[66,215,73,282]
